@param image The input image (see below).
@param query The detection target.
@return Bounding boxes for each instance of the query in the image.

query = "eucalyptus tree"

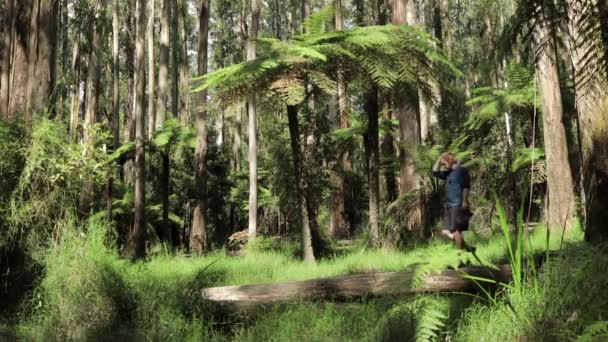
[191,0,211,254]
[147,0,156,138]
[247,0,261,240]
[391,0,423,235]
[506,0,577,229]
[131,0,147,259]
[0,0,12,119]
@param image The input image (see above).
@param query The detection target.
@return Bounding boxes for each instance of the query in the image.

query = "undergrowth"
[10,212,597,341]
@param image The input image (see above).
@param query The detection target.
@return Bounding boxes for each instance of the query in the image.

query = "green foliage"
[466,63,537,130]
[6,120,112,254]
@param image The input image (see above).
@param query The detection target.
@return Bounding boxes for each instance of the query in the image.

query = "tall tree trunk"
[157,0,172,244]
[147,0,155,138]
[377,0,397,204]
[69,32,81,142]
[329,0,351,238]
[131,0,147,259]
[247,0,260,240]
[233,103,243,171]
[80,0,105,215]
[113,0,120,149]
[0,0,12,119]
[301,0,311,32]
[178,0,190,123]
[534,7,576,230]
[156,0,170,129]
[392,0,423,234]
[191,0,210,254]
[287,105,315,263]
[24,0,58,126]
[7,1,29,117]
[171,0,179,119]
[122,0,136,187]
[566,0,608,241]
[366,85,380,245]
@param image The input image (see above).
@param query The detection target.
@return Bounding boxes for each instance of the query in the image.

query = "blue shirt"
[433,164,470,208]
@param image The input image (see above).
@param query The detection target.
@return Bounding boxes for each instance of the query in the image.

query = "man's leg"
[453,230,465,250]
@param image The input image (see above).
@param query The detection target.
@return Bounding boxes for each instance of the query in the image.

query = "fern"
[578,321,608,342]
[414,299,447,342]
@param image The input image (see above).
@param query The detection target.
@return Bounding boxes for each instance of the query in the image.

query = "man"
[432,152,474,251]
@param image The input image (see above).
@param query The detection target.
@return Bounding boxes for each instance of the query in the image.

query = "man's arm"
[432,158,449,179]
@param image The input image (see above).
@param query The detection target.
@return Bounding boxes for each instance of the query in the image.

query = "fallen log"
[202,264,512,310]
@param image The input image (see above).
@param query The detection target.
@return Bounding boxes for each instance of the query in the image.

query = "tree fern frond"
[301,5,335,36]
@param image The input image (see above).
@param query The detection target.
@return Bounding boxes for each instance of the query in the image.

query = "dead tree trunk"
[202,264,513,311]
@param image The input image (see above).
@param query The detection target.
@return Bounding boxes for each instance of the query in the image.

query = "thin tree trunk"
[287,105,315,263]
[247,0,260,240]
[156,0,170,129]
[178,0,190,123]
[157,0,171,244]
[123,0,136,187]
[131,0,147,259]
[566,0,608,241]
[233,102,243,171]
[69,32,81,142]
[0,0,12,119]
[329,0,350,238]
[147,0,155,138]
[171,0,179,119]
[191,0,210,254]
[113,0,120,149]
[366,86,380,245]
[84,1,103,143]
[534,8,576,230]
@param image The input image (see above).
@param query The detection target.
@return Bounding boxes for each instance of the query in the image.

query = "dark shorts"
[443,207,472,232]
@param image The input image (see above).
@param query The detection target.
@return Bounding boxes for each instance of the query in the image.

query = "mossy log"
[201,265,512,310]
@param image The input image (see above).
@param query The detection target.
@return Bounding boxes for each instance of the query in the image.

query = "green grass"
[11,215,600,341]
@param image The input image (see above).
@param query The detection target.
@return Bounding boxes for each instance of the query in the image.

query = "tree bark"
[123,0,136,187]
[191,0,210,254]
[24,0,58,125]
[392,0,423,234]
[365,86,380,245]
[0,0,12,119]
[131,0,147,259]
[113,0,120,149]
[171,0,179,119]
[147,0,156,139]
[247,0,260,240]
[534,8,576,230]
[566,0,608,241]
[201,264,513,309]
[156,0,170,129]
[329,0,351,238]
[287,105,315,263]
[80,0,105,216]
[178,0,190,123]
[69,32,81,142]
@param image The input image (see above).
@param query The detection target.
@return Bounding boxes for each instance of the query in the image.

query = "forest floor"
[2,224,607,341]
